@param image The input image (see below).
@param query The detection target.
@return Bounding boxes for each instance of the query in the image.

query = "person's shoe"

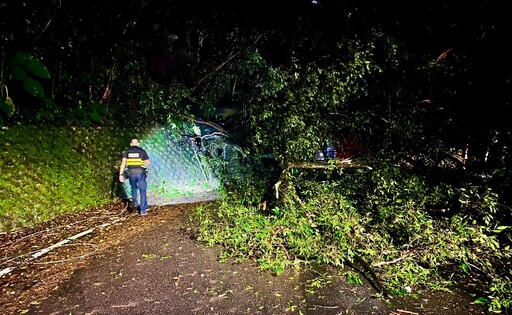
[140,211,147,216]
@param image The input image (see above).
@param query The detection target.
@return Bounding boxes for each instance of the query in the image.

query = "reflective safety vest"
[125,146,148,169]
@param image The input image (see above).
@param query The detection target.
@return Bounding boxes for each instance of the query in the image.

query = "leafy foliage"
[193,160,511,312]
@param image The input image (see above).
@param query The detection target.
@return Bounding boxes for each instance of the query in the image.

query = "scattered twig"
[372,243,434,268]
[190,50,241,94]
[309,304,339,310]
[395,309,419,315]
[31,243,98,265]
[0,203,128,277]
[372,251,411,267]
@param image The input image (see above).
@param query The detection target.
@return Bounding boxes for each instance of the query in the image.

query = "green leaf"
[141,253,157,260]
[11,51,51,79]
[0,97,15,116]
[473,297,488,305]
[492,226,510,233]
[459,261,468,273]
[90,110,102,122]
[5,97,15,114]
[11,65,28,81]
[92,101,106,114]
[23,78,44,97]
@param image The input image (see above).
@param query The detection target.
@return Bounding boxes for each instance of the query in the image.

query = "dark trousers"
[128,172,148,213]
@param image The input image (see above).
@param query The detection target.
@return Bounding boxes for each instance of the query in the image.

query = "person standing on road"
[119,139,151,215]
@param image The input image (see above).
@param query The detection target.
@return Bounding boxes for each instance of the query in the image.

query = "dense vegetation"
[1,0,511,312]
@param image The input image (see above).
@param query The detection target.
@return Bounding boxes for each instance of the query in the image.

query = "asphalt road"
[23,204,487,315]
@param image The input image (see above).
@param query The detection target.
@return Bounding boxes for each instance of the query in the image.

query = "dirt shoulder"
[0,201,487,315]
